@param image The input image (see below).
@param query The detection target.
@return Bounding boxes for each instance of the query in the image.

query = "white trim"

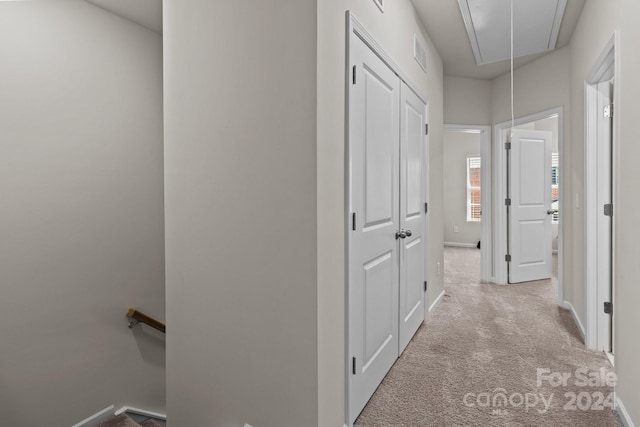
[429,290,446,314]
[115,406,167,420]
[606,351,615,367]
[493,107,564,302]
[444,242,477,248]
[444,124,492,282]
[617,397,636,427]
[349,13,427,105]
[456,0,483,65]
[563,300,586,341]
[71,405,115,427]
[372,0,384,13]
[457,0,566,65]
[584,33,617,352]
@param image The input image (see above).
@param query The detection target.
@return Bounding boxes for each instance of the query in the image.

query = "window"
[551,153,559,224]
[467,156,481,222]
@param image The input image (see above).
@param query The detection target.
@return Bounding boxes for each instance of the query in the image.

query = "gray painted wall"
[0,1,165,425]
[444,76,492,125]
[443,131,482,245]
[164,1,318,426]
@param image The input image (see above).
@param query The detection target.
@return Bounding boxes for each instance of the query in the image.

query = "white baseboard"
[444,242,477,248]
[563,300,586,341]
[606,351,615,367]
[617,397,636,427]
[116,406,167,420]
[429,290,446,314]
[72,405,115,427]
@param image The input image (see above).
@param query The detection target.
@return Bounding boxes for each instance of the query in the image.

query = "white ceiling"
[412,0,586,80]
[85,0,162,34]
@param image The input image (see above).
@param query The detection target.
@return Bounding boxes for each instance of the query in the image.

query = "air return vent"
[414,35,427,72]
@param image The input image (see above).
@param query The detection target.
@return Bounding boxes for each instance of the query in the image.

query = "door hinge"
[604,104,613,118]
[505,254,512,262]
[424,281,428,292]
[604,301,613,315]
[505,142,511,150]
[352,357,357,375]
[352,212,356,231]
[505,198,511,206]
[425,124,429,135]
[352,65,357,85]
[604,204,613,217]
[425,202,428,214]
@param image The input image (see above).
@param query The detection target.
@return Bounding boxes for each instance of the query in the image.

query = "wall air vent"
[414,35,427,72]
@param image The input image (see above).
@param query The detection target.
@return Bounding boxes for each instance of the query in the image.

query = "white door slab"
[508,129,553,283]
[348,34,400,424]
[398,82,426,353]
[596,80,613,352]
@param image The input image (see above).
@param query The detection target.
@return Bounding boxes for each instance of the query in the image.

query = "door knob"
[547,209,556,215]
[405,230,412,237]
[396,230,407,240]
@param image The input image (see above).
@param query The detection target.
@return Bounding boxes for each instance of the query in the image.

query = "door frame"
[493,107,564,303]
[443,124,492,282]
[345,12,429,427]
[584,33,617,353]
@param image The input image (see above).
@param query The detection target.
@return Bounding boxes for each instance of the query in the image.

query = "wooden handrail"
[126,308,165,334]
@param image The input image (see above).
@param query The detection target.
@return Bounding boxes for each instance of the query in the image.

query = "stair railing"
[126,308,165,333]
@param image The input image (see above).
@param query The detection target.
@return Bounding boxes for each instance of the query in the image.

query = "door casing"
[444,124,492,283]
[585,33,617,354]
[493,107,564,304]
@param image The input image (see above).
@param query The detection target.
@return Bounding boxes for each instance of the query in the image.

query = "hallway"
[355,247,620,426]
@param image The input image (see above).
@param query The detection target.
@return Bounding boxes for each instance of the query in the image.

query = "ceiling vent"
[458,0,567,65]
[414,35,427,72]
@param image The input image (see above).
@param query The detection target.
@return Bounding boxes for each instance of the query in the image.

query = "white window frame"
[551,153,559,224]
[466,156,481,222]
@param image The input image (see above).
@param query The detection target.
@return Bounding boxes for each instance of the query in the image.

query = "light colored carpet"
[355,247,621,426]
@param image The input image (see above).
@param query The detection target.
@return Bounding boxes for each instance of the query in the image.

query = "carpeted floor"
[355,247,621,426]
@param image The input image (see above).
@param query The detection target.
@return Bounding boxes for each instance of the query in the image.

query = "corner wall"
[164,1,318,426]
[444,76,492,125]
[317,2,444,425]
[0,1,165,425]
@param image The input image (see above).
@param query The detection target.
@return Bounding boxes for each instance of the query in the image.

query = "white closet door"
[348,35,400,423]
[398,83,426,353]
[508,129,553,283]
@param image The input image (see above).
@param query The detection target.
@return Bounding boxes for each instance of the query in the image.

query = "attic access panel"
[458,0,567,65]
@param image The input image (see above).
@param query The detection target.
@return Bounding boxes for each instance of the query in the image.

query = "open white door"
[348,34,400,423]
[398,82,426,353]
[596,79,613,352]
[508,129,553,283]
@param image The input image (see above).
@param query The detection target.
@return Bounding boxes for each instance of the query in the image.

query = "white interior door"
[596,79,613,352]
[348,35,400,423]
[398,82,426,353]
[508,129,553,283]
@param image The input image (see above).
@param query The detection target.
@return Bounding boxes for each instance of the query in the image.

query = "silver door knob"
[547,209,555,215]
[396,230,407,239]
[405,230,412,237]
